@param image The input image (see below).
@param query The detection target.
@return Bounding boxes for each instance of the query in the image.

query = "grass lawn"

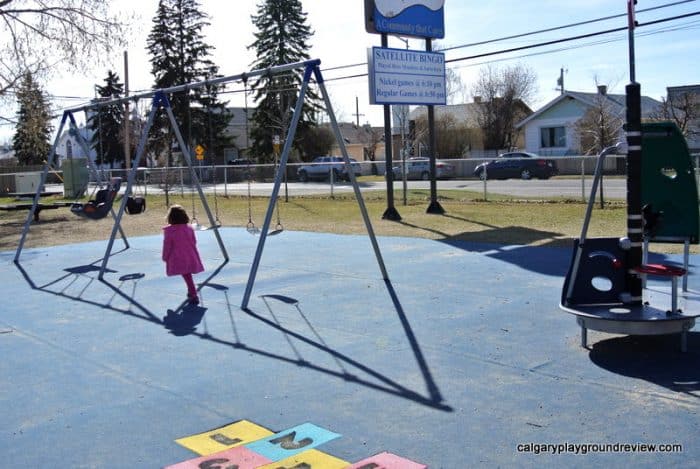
[0,188,693,254]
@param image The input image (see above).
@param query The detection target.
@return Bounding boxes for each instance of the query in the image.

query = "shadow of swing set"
[12,59,391,309]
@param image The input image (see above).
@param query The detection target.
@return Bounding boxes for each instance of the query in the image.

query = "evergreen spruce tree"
[249,0,320,162]
[146,0,232,165]
[12,72,52,165]
[89,70,125,168]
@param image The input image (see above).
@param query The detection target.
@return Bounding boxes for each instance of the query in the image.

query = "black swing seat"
[71,177,121,220]
[125,196,147,214]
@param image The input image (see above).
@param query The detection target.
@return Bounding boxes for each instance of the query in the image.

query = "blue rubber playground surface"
[1,228,699,467]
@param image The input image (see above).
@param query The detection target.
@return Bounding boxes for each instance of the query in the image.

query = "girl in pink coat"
[162,205,205,304]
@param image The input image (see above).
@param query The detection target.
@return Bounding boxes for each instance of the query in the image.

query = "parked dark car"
[228,158,254,166]
[473,152,558,180]
[297,156,362,182]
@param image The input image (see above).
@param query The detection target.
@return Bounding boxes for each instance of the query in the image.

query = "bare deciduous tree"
[471,63,536,150]
[412,112,474,158]
[358,123,383,174]
[432,42,466,105]
[574,85,624,155]
[651,91,699,140]
[0,0,129,97]
[445,67,467,105]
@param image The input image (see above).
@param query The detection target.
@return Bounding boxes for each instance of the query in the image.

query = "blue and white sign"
[365,0,445,39]
[368,47,446,106]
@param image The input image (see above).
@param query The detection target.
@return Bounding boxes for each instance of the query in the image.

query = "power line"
[3,2,697,124]
[439,0,697,52]
[318,11,700,85]
[318,0,697,74]
[444,10,700,65]
[447,19,700,71]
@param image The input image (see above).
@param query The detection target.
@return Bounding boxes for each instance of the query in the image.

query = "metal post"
[165,100,228,262]
[683,239,690,291]
[625,85,643,304]
[381,33,401,221]
[98,92,229,279]
[581,157,586,202]
[124,51,131,170]
[241,64,315,309]
[14,112,69,262]
[67,112,129,247]
[315,66,390,282]
[425,38,444,214]
[98,95,160,278]
[241,61,391,309]
[565,144,620,304]
[624,0,643,304]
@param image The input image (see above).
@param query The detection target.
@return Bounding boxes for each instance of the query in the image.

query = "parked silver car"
[297,156,362,182]
[389,157,456,180]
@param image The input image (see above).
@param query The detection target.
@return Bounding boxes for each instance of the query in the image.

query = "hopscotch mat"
[166,419,426,468]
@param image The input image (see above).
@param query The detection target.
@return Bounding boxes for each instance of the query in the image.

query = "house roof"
[409,103,482,126]
[667,84,700,99]
[0,147,15,160]
[516,90,662,128]
[58,126,91,144]
[327,122,384,144]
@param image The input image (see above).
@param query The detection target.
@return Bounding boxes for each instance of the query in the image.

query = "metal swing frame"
[14,111,129,264]
[98,91,229,279]
[240,60,389,308]
[15,59,387,299]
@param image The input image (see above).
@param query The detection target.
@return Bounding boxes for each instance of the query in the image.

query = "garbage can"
[63,157,89,198]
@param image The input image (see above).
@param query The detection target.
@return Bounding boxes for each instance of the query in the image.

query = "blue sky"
[1,0,698,143]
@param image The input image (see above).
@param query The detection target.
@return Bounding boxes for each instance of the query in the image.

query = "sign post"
[364,0,446,217]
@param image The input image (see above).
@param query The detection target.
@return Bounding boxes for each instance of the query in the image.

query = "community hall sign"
[364,0,445,39]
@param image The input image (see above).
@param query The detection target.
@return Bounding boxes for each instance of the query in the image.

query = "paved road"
[442,177,627,199]
[199,177,628,200]
[47,177,628,200]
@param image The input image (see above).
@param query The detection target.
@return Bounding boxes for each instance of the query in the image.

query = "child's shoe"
[187,294,199,305]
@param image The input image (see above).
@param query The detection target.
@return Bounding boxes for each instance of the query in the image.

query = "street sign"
[367,47,446,106]
[273,135,281,155]
[195,144,205,161]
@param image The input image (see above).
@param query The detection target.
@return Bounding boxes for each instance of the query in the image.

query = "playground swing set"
[12,59,389,306]
[13,88,230,275]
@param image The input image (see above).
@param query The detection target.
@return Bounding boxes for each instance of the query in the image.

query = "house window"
[540,127,566,148]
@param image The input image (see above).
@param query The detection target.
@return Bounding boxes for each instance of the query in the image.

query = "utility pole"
[123,51,131,169]
[353,96,364,127]
[557,67,566,95]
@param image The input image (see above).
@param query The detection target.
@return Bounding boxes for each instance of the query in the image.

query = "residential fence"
[1,154,698,202]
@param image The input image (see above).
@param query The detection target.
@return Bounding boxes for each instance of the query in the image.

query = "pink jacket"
[162,224,205,277]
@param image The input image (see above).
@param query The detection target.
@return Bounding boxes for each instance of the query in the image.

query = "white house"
[517,86,662,156]
[222,106,253,162]
[55,126,96,167]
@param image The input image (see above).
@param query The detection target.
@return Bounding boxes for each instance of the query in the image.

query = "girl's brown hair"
[167,204,190,225]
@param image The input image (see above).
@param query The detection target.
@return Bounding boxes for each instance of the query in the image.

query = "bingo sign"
[365,0,445,39]
[368,47,446,106]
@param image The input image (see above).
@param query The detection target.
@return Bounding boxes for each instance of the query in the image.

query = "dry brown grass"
[0,190,694,254]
